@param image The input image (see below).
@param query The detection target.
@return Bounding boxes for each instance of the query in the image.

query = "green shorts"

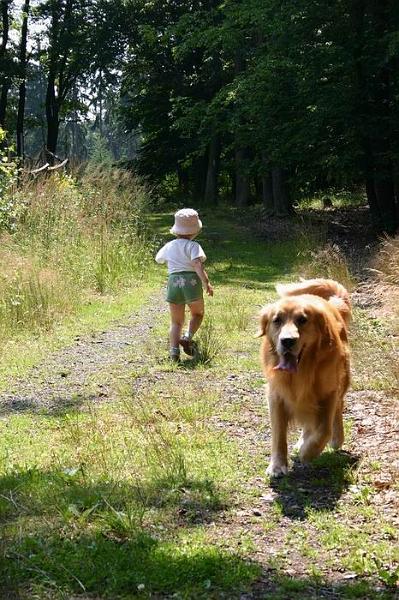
[166,272,203,304]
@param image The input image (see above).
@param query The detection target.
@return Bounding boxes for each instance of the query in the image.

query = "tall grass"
[297,242,355,291]
[372,235,399,287]
[222,292,252,332]
[0,167,153,338]
[194,317,224,365]
[371,235,399,385]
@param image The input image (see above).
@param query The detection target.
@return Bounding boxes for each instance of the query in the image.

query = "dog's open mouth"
[273,348,303,373]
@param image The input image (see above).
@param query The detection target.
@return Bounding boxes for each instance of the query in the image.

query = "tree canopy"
[0,0,398,231]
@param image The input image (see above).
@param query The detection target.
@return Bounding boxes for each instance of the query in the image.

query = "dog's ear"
[256,305,272,337]
[316,308,336,347]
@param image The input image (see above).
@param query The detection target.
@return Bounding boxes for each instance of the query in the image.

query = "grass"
[0,282,157,389]
[372,234,399,287]
[0,392,260,598]
[295,242,356,292]
[299,189,367,210]
[0,201,398,598]
[0,167,160,386]
[350,308,397,391]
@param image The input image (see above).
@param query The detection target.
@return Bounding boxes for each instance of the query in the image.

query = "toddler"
[155,208,214,361]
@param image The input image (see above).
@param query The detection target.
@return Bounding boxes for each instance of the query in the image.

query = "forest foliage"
[0,0,398,232]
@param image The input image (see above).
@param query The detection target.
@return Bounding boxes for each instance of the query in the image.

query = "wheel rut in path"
[0,293,166,416]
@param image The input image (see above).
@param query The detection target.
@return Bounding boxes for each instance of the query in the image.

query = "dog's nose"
[280,337,297,350]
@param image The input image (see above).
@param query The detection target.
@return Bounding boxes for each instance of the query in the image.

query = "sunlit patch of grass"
[0,167,159,385]
[351,308,397,391]
[261,500,284,533]
[0,248,77,334]
[306,507,399,587]
[221,288,253,332]
[299,190,366,210]
[121,379,221,426]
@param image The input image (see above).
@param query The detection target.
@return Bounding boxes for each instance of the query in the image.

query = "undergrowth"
[297,242,355,291]
[372,235,399,287]
[0,166,153,339]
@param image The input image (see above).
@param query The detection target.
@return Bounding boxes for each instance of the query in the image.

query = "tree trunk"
[0,1,9,60]
[262,172,274,214]
[0,84,8,128]
[272,167,292,216]
[374,176,398,234]
[254,176,262,201]
[46,113,60,160]
[204,135,220,204]
[46,74,60,161]
[191,154,207,201]
[0,0,10,128]
[233,49,250,207]
[177,164,189,195]
[393,171,399,206]
[354,1,398,233]
[235,147,250,207]
[366,171,398,234]
[98,69,103,136]
[230,169,235,203]
[365,177,379,224]
[16,0,30,158]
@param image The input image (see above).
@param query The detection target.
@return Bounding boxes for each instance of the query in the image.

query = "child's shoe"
[180,335,196,357]
[169,347,180,362]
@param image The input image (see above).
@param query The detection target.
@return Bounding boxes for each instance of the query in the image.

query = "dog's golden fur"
[258,278,351,476]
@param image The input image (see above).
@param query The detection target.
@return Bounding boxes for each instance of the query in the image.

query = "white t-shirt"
[155,239,206,274]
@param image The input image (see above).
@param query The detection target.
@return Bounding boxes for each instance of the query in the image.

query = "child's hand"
[206,283,214,296]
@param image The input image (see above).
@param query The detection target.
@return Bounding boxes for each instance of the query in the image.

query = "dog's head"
[257,296,336,373]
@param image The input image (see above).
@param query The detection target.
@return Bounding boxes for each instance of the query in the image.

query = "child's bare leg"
[187,299,204,337]
[169,303,185,350]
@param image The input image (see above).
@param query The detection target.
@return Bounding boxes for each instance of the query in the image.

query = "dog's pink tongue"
[273,354,298,373]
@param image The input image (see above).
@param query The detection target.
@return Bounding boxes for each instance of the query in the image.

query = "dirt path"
[0,293,166,416]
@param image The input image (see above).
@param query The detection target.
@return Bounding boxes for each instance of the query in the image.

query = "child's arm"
[155,245,166,263]
[192,258,214,296]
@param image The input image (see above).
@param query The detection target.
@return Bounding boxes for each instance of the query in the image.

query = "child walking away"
[155,208,214,362]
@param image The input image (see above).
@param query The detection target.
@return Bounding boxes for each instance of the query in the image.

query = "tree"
[0,0,12,128]
[16,0,30,157]
[38,0,125,160]
[120,0,398,229]
[121,0,198,190]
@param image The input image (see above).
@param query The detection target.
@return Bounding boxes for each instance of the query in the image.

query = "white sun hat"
[170,208,202,236]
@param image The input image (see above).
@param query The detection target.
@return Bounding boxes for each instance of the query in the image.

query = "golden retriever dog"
[258,279,351,477]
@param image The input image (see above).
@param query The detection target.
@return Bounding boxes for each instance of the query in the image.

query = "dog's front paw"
[266,461,288,477]
[330,431,344,450]
[299,442,322,463]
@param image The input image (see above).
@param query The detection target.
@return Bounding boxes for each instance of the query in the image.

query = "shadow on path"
[270,450,360,520]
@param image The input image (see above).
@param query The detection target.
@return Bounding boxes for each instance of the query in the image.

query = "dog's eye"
[296,315,308,326]
[273,315,283,325]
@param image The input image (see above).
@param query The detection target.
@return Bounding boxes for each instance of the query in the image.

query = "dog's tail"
[276,278,351,324]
